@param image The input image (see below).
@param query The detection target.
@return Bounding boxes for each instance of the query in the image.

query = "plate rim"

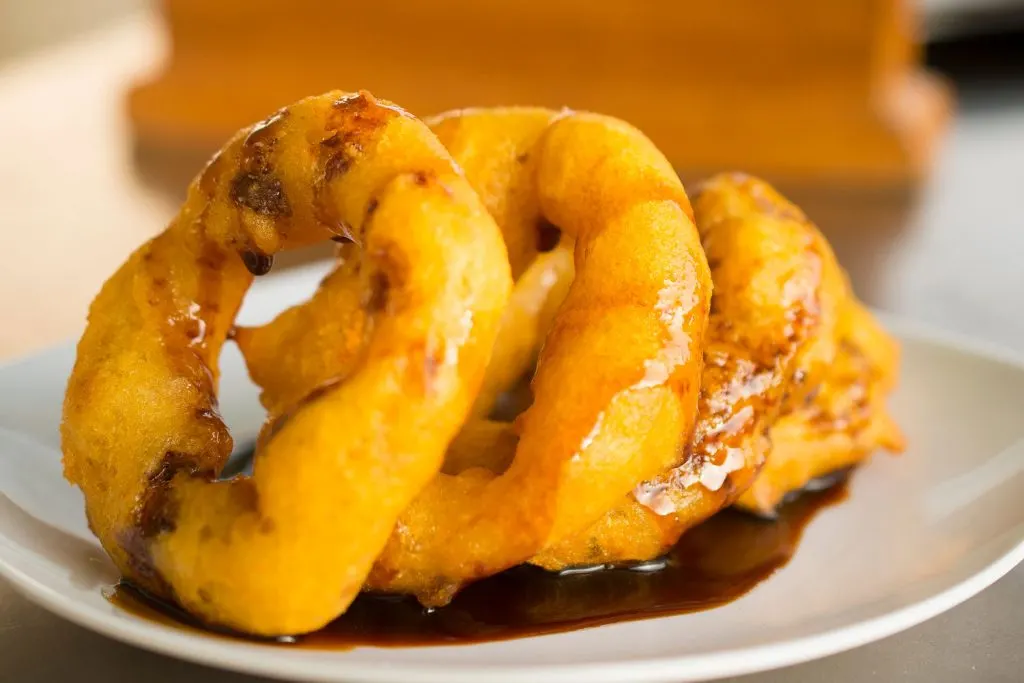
[3,534,1024,683]
[2,314,1024,683]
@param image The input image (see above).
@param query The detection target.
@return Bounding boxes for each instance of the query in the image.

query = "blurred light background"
[5,0,1024,57]
[0,0,1021,357]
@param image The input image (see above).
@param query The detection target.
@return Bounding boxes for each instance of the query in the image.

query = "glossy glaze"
[109,474,848,648]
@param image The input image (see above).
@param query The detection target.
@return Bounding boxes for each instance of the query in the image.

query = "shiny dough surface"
[238,111,902,592]
[61,91,512,635]
[63,92,903,636]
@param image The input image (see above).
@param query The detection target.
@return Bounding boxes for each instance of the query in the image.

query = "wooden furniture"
[129,0,951,187]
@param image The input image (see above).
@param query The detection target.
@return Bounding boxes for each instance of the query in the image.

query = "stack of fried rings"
[61,91,903,638]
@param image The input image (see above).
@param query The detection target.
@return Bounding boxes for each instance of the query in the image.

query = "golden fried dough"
[235,116,902,599]
[364,109,711,604]
[736,300,905,513]
[241,108,711,603]
[61,91,511,635]
[66,91,905,636]
[532,173,849,568]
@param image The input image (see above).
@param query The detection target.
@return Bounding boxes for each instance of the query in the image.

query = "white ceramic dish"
[1,264,1023,683]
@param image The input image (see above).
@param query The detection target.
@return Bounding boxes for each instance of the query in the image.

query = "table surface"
[1,13,1022,683]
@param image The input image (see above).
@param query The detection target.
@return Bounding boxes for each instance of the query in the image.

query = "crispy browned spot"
[229,110,292,218]
[313,92,399,235]
[365,271,390,313]
[122,451,216,593]
[240,250,274,276]
[138,451,214,538]
[230,172,291,217]
[323,154,354,183]
[365,197,379,217]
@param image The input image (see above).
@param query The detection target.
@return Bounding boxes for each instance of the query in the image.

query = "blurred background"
[0,0,1022,360]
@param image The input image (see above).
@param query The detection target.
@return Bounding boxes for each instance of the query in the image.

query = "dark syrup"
[107,472,849,648]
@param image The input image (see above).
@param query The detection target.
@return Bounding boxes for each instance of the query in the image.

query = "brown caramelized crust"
[736,301,905,513]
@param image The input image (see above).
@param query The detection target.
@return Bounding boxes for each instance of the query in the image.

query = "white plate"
[1,264,1023,683]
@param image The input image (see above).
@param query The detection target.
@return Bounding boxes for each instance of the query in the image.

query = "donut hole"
[488,368,535,423]
[218,256,339,479]
[536,220,562,253]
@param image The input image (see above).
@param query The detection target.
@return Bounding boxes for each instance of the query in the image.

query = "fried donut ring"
[236,111,577,423]
[239,108,712,604]
[736,300,905,513]
[369,110,712,603]
[60,91,512,635]
[459,177,902,561]
[530,173,849,568]
[447,183,904,532]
